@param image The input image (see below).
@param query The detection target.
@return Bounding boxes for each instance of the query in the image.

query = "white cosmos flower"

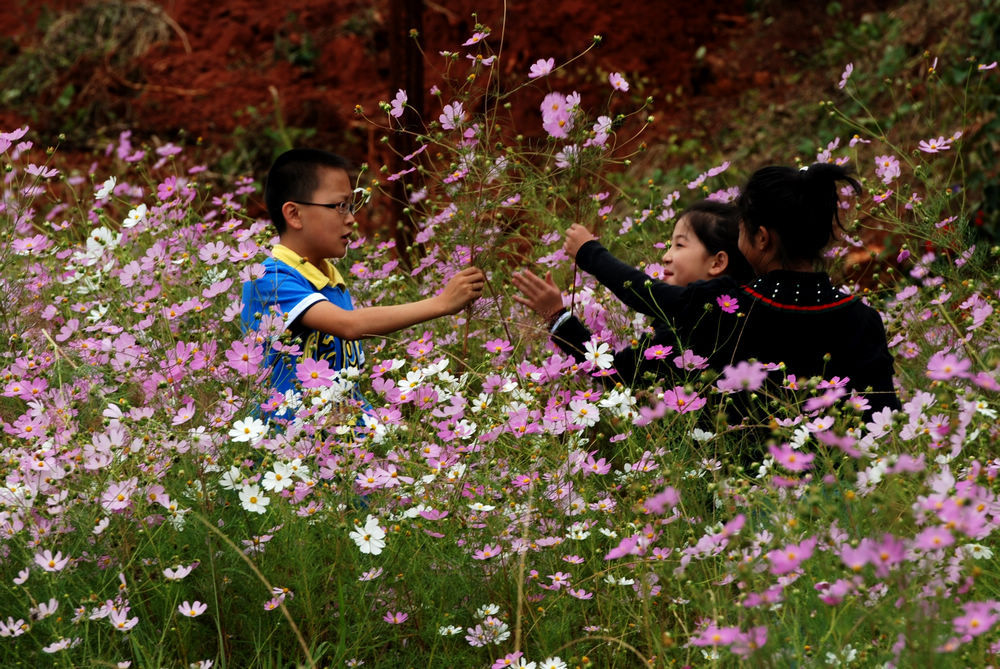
[122,203,147,228]
[96,176,116,199]
[349,515,386,555]
[569,399,600,427]
[397,370,425,392]
[261,461,294,492]
[238,484,269,514]
[219,466,243,490]
[228,417,267,444]
[475,603,501,618]
[468,502,495,512]
[583,340,614,369]
[539,657,568,669]
[961,543,993,560]
[163,564,195,580]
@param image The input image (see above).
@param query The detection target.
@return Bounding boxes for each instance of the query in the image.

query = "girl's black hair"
[265,148,352,235]
[680,199,754,283]
[737,163,862,265]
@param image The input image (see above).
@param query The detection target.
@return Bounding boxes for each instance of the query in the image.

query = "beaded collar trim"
[740,272,857,312]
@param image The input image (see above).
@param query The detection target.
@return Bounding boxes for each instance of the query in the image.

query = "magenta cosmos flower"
[528,57,554,79]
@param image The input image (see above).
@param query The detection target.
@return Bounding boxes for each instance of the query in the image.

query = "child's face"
[660,216,716,286]
[298,167,356,260]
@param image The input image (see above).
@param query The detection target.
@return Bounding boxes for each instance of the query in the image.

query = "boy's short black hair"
[265,148,352,235]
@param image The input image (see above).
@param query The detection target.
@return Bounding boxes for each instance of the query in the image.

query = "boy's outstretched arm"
[300,267,485,340]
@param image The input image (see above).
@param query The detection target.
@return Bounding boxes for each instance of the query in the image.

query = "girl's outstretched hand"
[512,269,564,322]
[563,223,597,260]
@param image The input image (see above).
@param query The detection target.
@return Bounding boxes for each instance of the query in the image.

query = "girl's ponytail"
[739,163,861,265]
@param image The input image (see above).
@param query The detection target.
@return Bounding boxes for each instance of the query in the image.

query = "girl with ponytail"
[525,163,900,417]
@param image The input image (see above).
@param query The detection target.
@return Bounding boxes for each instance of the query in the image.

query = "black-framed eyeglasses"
[291,200,361,216]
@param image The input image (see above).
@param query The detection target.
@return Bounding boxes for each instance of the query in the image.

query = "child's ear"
[707,251,729,277]
[756,226,773,252]
[282,201,304,231]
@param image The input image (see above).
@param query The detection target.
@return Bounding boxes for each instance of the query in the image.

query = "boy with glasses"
[241,148,485,411]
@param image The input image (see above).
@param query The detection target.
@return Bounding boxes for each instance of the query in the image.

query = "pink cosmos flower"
[548,572,571,589]
[389,89,407,118]
[529,57,554,78]
[462,31,489,46]
[11,413,45,439]
[541,94,574,138]
[42,638,79,653]
[815,577,861,605]
[12,234,52,255]
[108,608,138,632]
[917,136,952,153]
[467,54,496,66]
[609,72,629,92]
[874,155,901,184]
[914,525,954,551]
[871,534,906,577]
[717,360,769,392]
[386,166,416,182]
[690,624,742,647]
[225,340,263,375]
[230,240,260,262]
[766,536,817,575]
[383,610,408,624]
[172,401,196,426]
[178,601,207,618]
[439,101,465,130]
[673,350,708,371]
[926,351,971,380]
[645,486,680,513]
[555,144,579,169]
[838,62,854,89]
[662,386,706,413]
[493,653,524,669]
[731,625,768,657]
[472,544,502,560]
[716,294,739,313]
[768,443,814,472]
[605,534,642,560]
[840,539,875,572]
[643,344,673,360]
[953,601,1000,637]
[34,549,70,572]
[101,478,138,513]
[484,338,513,354]
[584,455,611,475]
[296,357,336,388]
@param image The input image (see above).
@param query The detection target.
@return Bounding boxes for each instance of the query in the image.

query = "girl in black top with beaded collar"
[525,163,901,416]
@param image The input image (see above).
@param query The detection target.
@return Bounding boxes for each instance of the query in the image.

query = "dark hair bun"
[738,163,860,264]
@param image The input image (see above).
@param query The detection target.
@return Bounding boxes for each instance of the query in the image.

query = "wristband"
[549,309,572,334]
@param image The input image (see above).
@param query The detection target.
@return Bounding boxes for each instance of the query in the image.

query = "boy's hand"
[511,270,563,322]
[439,267,485,314]
[564,223,597,260]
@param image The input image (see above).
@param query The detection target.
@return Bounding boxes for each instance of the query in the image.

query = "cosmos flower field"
[1,26,999,669]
